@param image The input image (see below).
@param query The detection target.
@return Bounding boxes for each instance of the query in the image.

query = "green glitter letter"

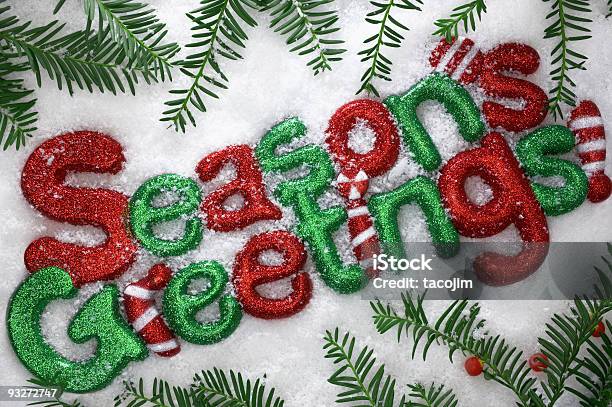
[162,261,242,344]
[130,173,203,257]
[255,118,366,294]
[516,125,588,216]
[369,176,459,259]
[384,73,485,171]
[7,267,147,393]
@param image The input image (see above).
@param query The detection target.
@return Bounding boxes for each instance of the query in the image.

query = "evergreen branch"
[25,377,83,407]
[0,5,156,96]
[533,246,612,406]
[192,368,285,406]
[263,0,345,75]
[80,0,180,80]
[0,58,37,150]
[432,0,487,42]
[370,294,535,406]
[115,378,199,407]
[161,0,257,133]
[53,0,180,80]
[607,0,612,18]
[116,369,284,407]
[323,327,402,406]
[405,382,459,407]
[357,0,422,97]
[566,322,612,407]
[543,0,592,119]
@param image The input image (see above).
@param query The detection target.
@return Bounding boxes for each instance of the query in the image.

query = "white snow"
[1,0,611,406]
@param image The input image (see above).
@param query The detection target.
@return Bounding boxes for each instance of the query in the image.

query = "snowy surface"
[1,0,611,406]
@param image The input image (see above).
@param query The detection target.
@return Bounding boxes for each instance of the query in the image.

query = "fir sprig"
[531,244,612,406]
[543,0,592,119]
[357,0,422,97]
[116,368,285,407]
[370,295,536,406]
[263,0,345,75]
[433,0,487,43]
[406,382,459,407]
[115,377,199,407]
[0,13,156,95]
[530,300,611,406]
[608,0,612,18]
[0,1,162,150]
[161,0,257,133]
[192,368,284,406]
[371,244,612,407]
[323,328,403,406]
[0,59,36,150]
[53,0,180,80]
[567,322,612,407]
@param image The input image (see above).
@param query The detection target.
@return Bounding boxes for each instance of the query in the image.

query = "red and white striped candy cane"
[123,264,180,357]
[336,168,380,278]
[429,36,483,85]
[326,99,400,278]
[568,100,611,203]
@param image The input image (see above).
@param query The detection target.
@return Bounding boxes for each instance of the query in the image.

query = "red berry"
[528,353,548,372]
[592,321,606,338]
[464,356,484,376]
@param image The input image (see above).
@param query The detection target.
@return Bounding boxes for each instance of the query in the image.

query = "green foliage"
[54,0,181,81]
[530,244,612,406]
[163,0,346,133]
[0,59,36,150]
[357,0,422,97]
[433,0,487,43]
[192,368,285,407]
[116,368,284,407]
[608,0,612,18]
[115,377,199,407]
[324,328,402,406]
[262,0,345,75]
[0,18,155,95]
[371,294,535,406]
[371,244,612,407]
[161,0,257,133]
[530,299,611,406]
[543,0,592,119]
[405,383,458,407]
[0,0,171,150]
[566,321,612,407]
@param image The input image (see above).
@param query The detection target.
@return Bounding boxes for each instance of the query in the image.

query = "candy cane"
[123,264,180,357]
[429,36,483,85]
[336,168,380,278]
[325,99,400,278]
[568,100,611,203]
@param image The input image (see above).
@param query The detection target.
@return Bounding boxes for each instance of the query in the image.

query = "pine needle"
[433,0,487,43]
[357,0,422,97]
[161,0,258,133]
[543,0,592,119]
[263,0,345,75]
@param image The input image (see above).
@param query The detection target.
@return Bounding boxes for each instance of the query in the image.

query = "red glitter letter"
[233,231,311,319]
[22,131,137,286]
[197,145,282,232]
[438,132,549,286]
[480,43,548,132]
